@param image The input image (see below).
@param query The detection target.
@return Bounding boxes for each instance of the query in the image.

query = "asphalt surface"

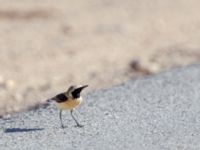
[1,64,200,150]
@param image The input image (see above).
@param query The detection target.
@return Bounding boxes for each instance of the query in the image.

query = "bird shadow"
[4,128,44,133]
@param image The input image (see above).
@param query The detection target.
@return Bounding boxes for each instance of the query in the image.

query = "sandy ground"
[0,0,200,116]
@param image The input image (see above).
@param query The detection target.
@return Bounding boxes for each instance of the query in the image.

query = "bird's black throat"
[72,89,82,99]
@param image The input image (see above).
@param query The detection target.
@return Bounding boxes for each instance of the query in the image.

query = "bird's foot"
[76,124,84,128]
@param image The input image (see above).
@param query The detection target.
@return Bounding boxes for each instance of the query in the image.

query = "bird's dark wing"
[52,93,68,103]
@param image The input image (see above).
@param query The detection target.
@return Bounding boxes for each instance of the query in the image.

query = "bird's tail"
[40,101,50,108]
[46,99,51,103]
[46,96,56,102]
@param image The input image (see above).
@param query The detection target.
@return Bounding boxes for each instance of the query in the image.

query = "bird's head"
[67,85,88,99]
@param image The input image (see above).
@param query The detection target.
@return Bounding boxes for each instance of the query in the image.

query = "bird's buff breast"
[56,98,82,110]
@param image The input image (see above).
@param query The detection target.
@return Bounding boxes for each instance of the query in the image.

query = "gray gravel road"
[1,64,200,150]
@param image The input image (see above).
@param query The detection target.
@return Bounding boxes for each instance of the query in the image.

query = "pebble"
[149,63,161,73]
[129,60,152,75]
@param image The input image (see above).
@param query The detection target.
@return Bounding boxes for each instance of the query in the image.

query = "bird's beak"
[72,85,88,98]
[77,85,88,91]
[74,85,88,93]
[70,85,88,98]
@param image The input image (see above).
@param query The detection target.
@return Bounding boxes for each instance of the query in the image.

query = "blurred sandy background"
[0,0,200,116]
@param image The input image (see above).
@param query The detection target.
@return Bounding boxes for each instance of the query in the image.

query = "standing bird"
[48,85,88,128]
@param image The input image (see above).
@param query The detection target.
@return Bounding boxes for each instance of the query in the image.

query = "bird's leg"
[70,109,83,127]
[59,110,64,128]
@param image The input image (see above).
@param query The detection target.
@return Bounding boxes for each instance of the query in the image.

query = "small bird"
[48,85,88,128]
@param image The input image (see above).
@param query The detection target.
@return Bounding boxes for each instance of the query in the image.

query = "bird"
[47,85,88,128]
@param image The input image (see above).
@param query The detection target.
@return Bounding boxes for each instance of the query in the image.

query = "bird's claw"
[76,124,84,128]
